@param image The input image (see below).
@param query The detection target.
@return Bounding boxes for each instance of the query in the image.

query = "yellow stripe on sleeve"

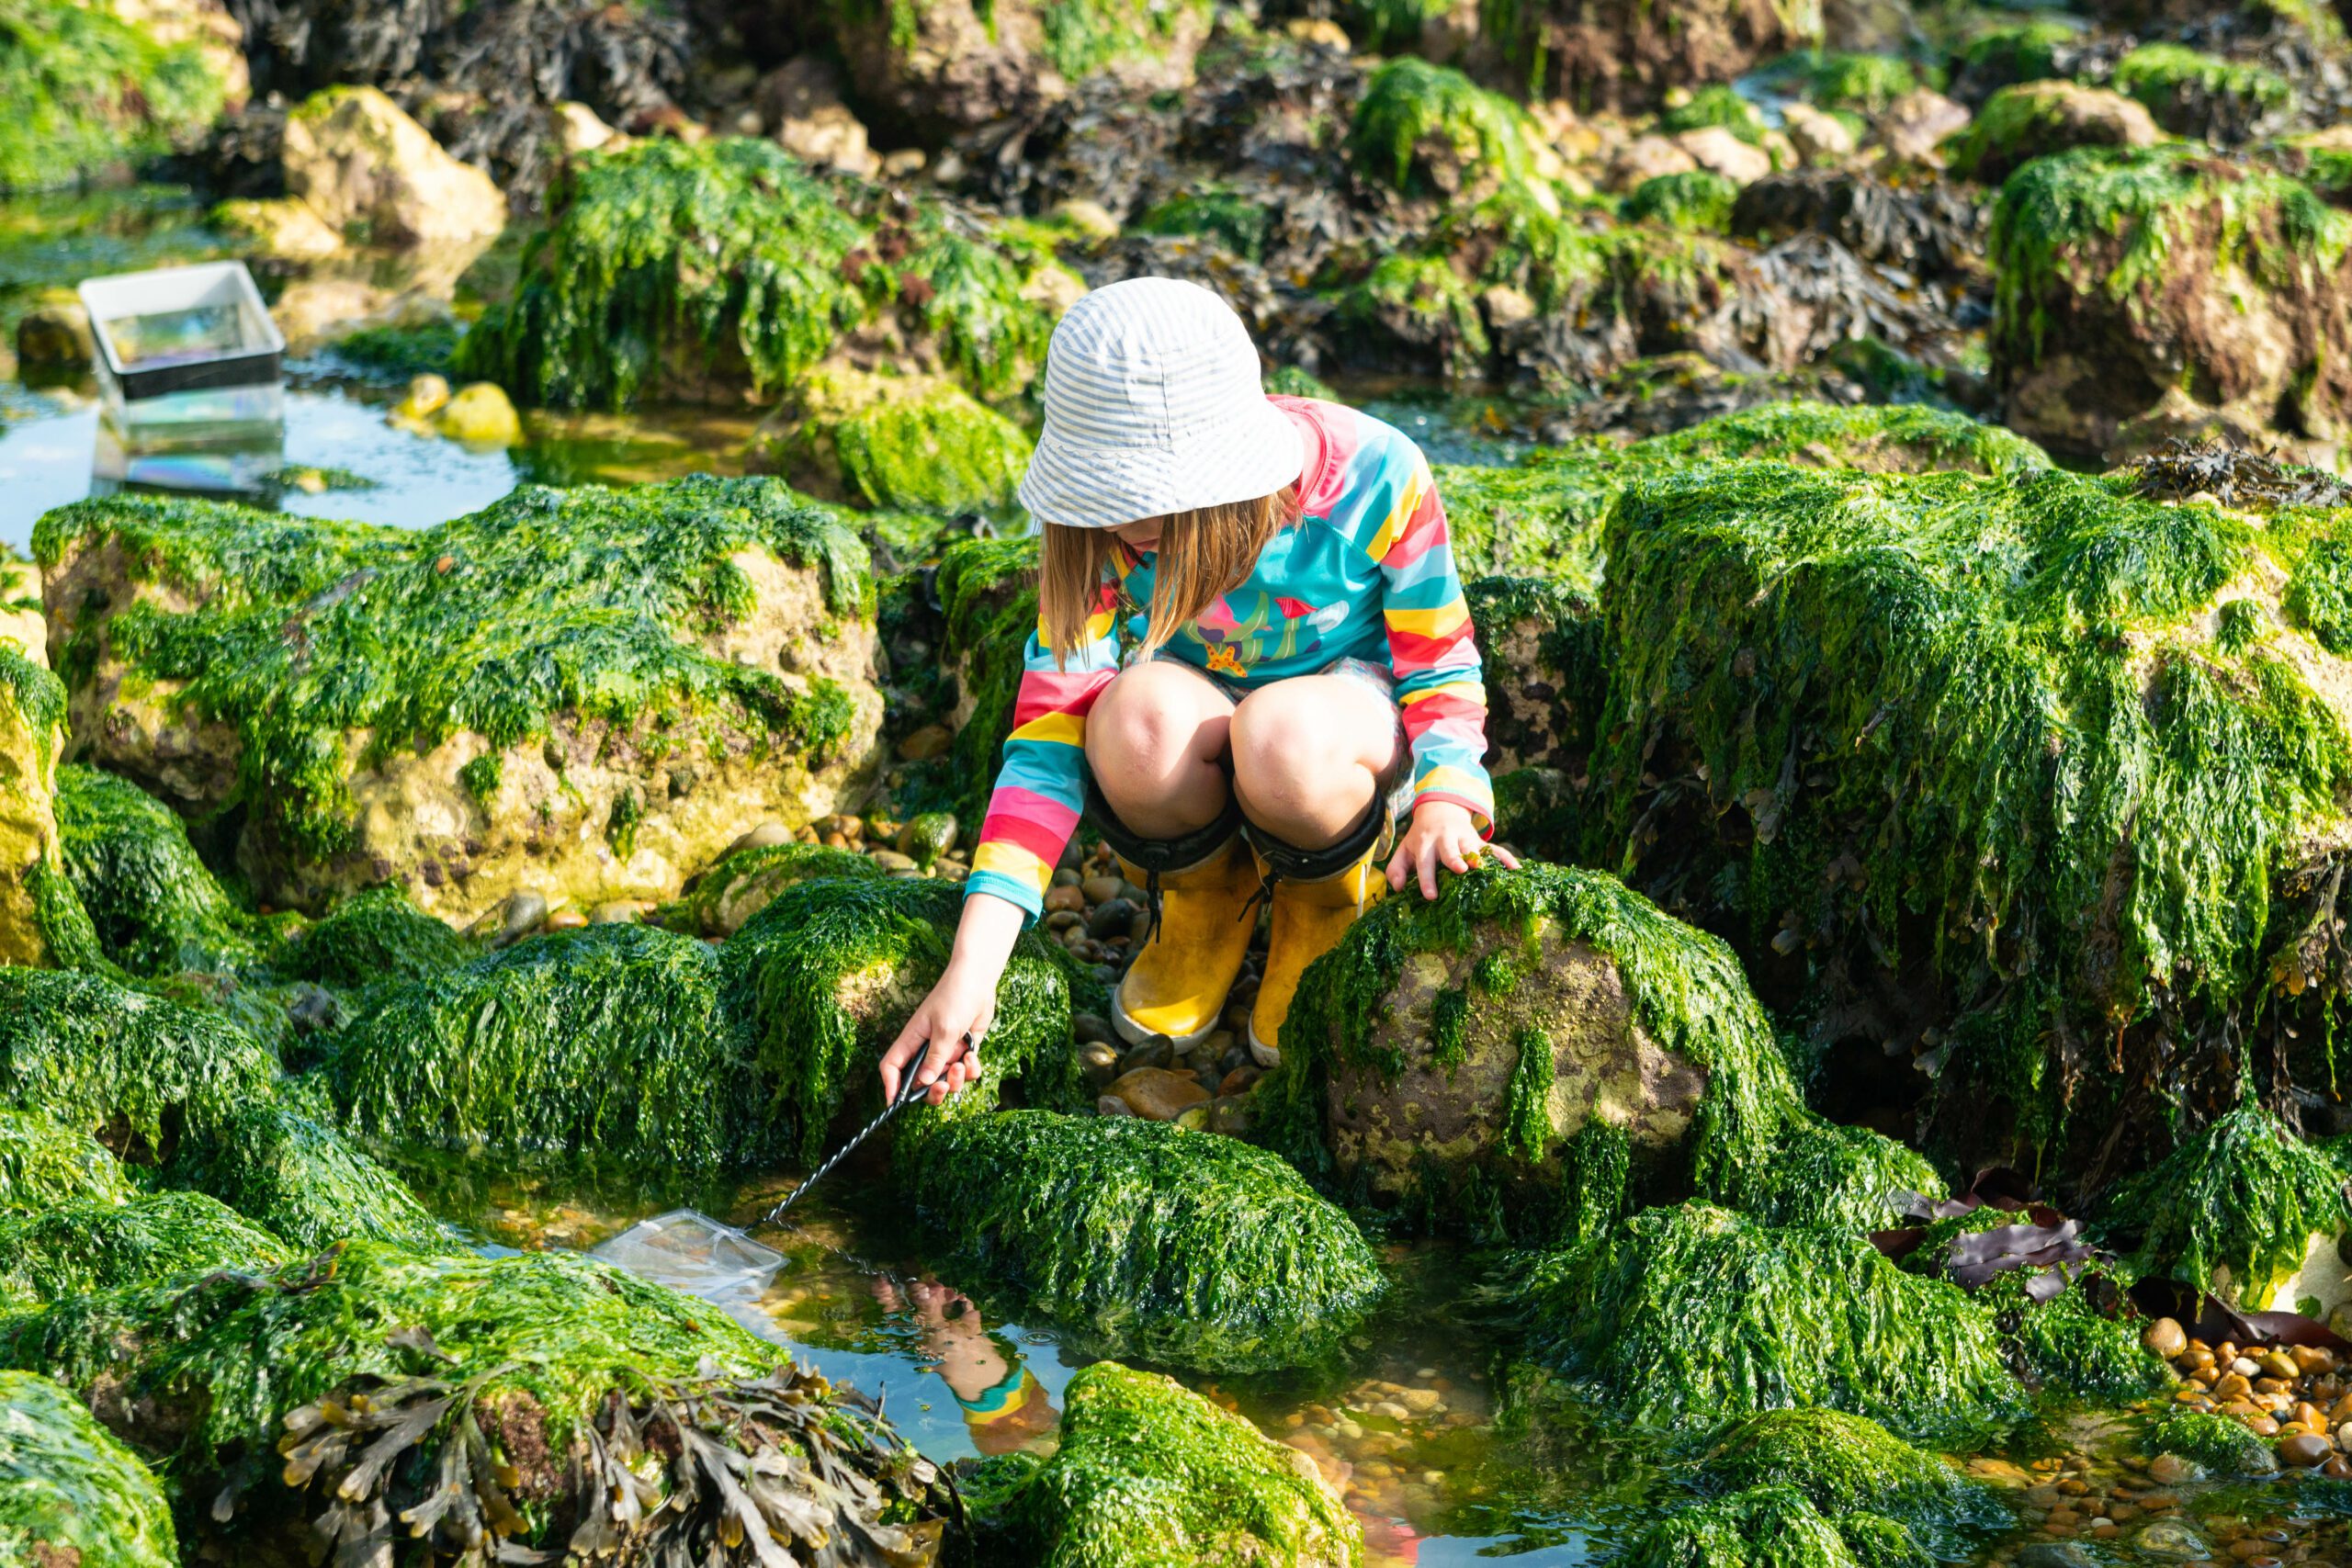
[1383,599,1469,637]
[1361,464,1430,562]
[1008,712,1086,748]
[1400,680,1487,706]
[1415,765,1492,800]
[973,840,1054,891]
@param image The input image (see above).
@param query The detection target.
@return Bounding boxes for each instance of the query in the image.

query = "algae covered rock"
[1990,145,2352,460]
[1624,1484,1926,1568]
[332,922,758,1173]
[55,761,258,976]
[0,1369,175,1568]
[983,1361,1360,1567]
[1694,1409,2004,1553]
[899,1111,1387,1372]
[0,649,92,967]
[0,1106,130,1215]
[164,1097,452,1253]
[2143,1407,2276,1477]
[1503,1202,2021,1443]
[1943,81,2161,186]
[1264,863,1812,1238]
[0,1240,955,1561]
[37,478,883,923]
[724,876,1090,1160]
[750,364,1034,515]
[0,1190,291,1302]
[0,0,228,192]
[266,883,469,990]
[659,840,881,938]
[2098,1101,2351,1302]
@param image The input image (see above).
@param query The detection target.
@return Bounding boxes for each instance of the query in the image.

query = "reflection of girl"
[874,1277,1059,1455]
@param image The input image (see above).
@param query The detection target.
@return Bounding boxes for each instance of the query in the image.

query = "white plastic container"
[589,1209,786,1303]
[77,261,285,453]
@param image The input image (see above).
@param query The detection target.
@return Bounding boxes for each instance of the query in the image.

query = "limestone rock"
[1487,0,1821,113]
[37,479,885,924]
[1782,101,1858,163]
[552,99,619,155]
[1874,87,1971,164]
[1676,125,1772,184]
[282,85,507,250]
[1606,133,1700,191]
[758,55,880,177]
[0,651,77,967]
[210,194,344,261]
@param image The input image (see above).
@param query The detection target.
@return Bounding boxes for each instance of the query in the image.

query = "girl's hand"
[879,891,1026,1108]
[1386,800,1518,900]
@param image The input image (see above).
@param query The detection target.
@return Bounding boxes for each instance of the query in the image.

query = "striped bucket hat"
[1017,276,1306,531]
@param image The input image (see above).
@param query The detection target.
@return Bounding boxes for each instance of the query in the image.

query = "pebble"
[1073,1012,1114,1045]
[590,899,648,924]
[868,849,917,873]
[1081,874,1125,905]
[1078,1042,1119,1089]
[546,908,588,931]
[1106,1066,1211,1120]
[1045,886,1086,915]
[1095,1094,1132,1117]
[2259,1351,2301,1381]
[1208,1095,1252,1135]
[495,891,548,943]
[2133,1519,2209,1559]
[1118,1038,1174,1075]
[2233,1357,2263,1379]
[2145,1318,2188,1359]
[1218,1065,1263,1096]
[1051,867,1083,888]
[1088,897,1138,939]
[728,821,794,856]
[2279,1433,2333,1467]
[895,724,952,761]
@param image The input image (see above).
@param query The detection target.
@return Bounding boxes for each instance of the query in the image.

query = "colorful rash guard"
[965,396,1496,919]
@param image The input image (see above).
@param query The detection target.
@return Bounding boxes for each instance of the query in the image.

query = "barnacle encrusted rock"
[898,1111,1388,1373]
[35,477,884,923]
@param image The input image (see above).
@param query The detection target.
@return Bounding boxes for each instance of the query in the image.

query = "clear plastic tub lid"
[589,1209,786,1302]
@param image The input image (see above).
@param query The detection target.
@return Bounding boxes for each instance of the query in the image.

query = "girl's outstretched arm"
[879,890,1028,1107]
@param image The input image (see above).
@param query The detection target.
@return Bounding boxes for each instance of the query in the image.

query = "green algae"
[656,840,882,937]
[324,321,461,378]
[0,1190,291,1302]
[2098,1100,2351,1298]
[0,1368,175,1568]
[1624,171,1741,233]
[0,1105,130,1214]
[267,884,469,991]
[934,532,1043,824]
[723,875,1089,1162]
[1501,1201,2023,1445]
[36,478,870,864]
[1735,1116,1946,1232]
[1350,57,1542,196]
[1985,1268,2172,1403]
[2111,43,2291,131]
[1265,863,1808,1229]
[1953,23,2075,92]
[1694,1409,2001,1552]
[164,1097,453,1253]
[899,1111,1388,1374]
[1764,51,1923,116]
[1589,461,2352,1155]
[331,921,758,1174]
[1034,0,1214,83]
[1627,1484,1929,1568]
[1660,85,1770,147]
[1136,186,1273,262]
[2143,1407,2276,1476]
[762,365,1033,515]
[1341,252,1491,378]
[0,0,225,193]
[54,763,259,976]
[984,1360,1362,1567]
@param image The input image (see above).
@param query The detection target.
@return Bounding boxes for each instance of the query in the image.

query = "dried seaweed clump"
[2097,1100,2351,1300]
[1501,1202,2022,1445]
[0,1241,953,1562]
[34,478,871,864]
[0,1105,131,1214]
[899,1111,1388,1373]
[723,875,1090,1161]
[0,1190,291,1302]
[0,1368,176,1568]
[1693,1409,2005,1555]
[332,922,759,1173]
[983,1361,1361,1568]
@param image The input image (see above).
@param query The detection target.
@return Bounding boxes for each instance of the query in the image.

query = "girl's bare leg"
[1083,660,1238,836]
[1227,675,1401,848]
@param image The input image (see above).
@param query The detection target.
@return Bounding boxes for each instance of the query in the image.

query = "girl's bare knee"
[1089,663,1227,777]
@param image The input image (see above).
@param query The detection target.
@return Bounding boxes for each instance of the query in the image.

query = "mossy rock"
[1693,1409,2004,1554]
[163,1097,454,1254]
[1262,863,1816,1240]
[0,1240,955,1559]
[981,1361,1360,1566]
[0,646,93,967]
[1624,1483,1928,1568]
[1661,85,1770,146]
[458,136,1056,411]
[2098,1101,2352,1302]
[1501,1201,2022,1444]
[2142,1407,2276,1477]
[35,478,883,924]
[1944,81,2161,186]
[1350,56,1546,199]
[0,0,227,194]
[331,922,760,1174]
[266,883,470,991]
[898,1111,1388,1373]
[933,533,1043,826]
[751,364,1034,516]
[658,840,883,937]
[55,761,259,976]
[722,874,1089,1160]
[1624,170,1742,232]
[0,1368,175,1568]
[0,1190,292,1303]
[0,1105,130,1215]
[1991,143,2352,459]
[1584,458,2352,1171]
[2111,42,2291,138]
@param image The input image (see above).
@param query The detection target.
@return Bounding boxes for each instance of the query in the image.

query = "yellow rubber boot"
[1248,833,1389,1067]
[1109,835,1261,1048]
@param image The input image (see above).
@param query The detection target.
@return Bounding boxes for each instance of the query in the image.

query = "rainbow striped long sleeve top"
[965,396,1495,919]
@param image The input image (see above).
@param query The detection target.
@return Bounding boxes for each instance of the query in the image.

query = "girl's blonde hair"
[1038,486,1302,665]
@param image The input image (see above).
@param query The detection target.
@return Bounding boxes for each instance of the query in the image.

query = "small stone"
[1087,897,1138,939]
[1095,1094,1132,1117]
[1045,886,1086,914]
[2144,1318,2188,1359]
[1081,875,1125,904]
[1106,1066,1212,1121]
[2145,1453,2197,1486]
[868,849,917,873]
[1118,1038,1174,1075]
[2232,1356,2261,1379]
[2132,1518,2209,1559]
[546,908,588,931]
[590,899,647,924]
[896,812,957,869]
[2258,1350,2300,1381]
[1073,1012,1114,1044]
[819,813,865,841]
[2017,1545,2097,1568]
[1400,1388,1442,1415]
[1208,1095,1252,1136]
[1046,910,1084,933]
[496,891,547,943]
[1218,1065,1263,1097]
[729,821,794,856]
[2281,1433,2334,1467]
[435,383,523,446]
[1078,1042,1119,1088]
[896,724,952,761]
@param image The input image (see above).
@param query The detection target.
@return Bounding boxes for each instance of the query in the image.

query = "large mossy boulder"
[163,1097,453,1253]
[978,1361,1360,1567]
[0,1190,292,1303]
[1693,1409,2005,1555]
[331,922,759,1174]
[458,137,1060,412]
[1990,145,2352,461]
[898,1111,1388,1373]
[1623,1484,1930,1568]
[722,876,1090,1160]
[266,883,470,990]
[0,1241,955,1562]
[747,363,1035,515]
[0,0,228,193]
[35,477,883,923]
[1580,457,2352,1177]
[1943,81,2161,186]
[1502,1201,2022,1444]
[55,761,259,976]
[0,649,95,967]
[0,1106,131,1215]
[0,1369,176,1568]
